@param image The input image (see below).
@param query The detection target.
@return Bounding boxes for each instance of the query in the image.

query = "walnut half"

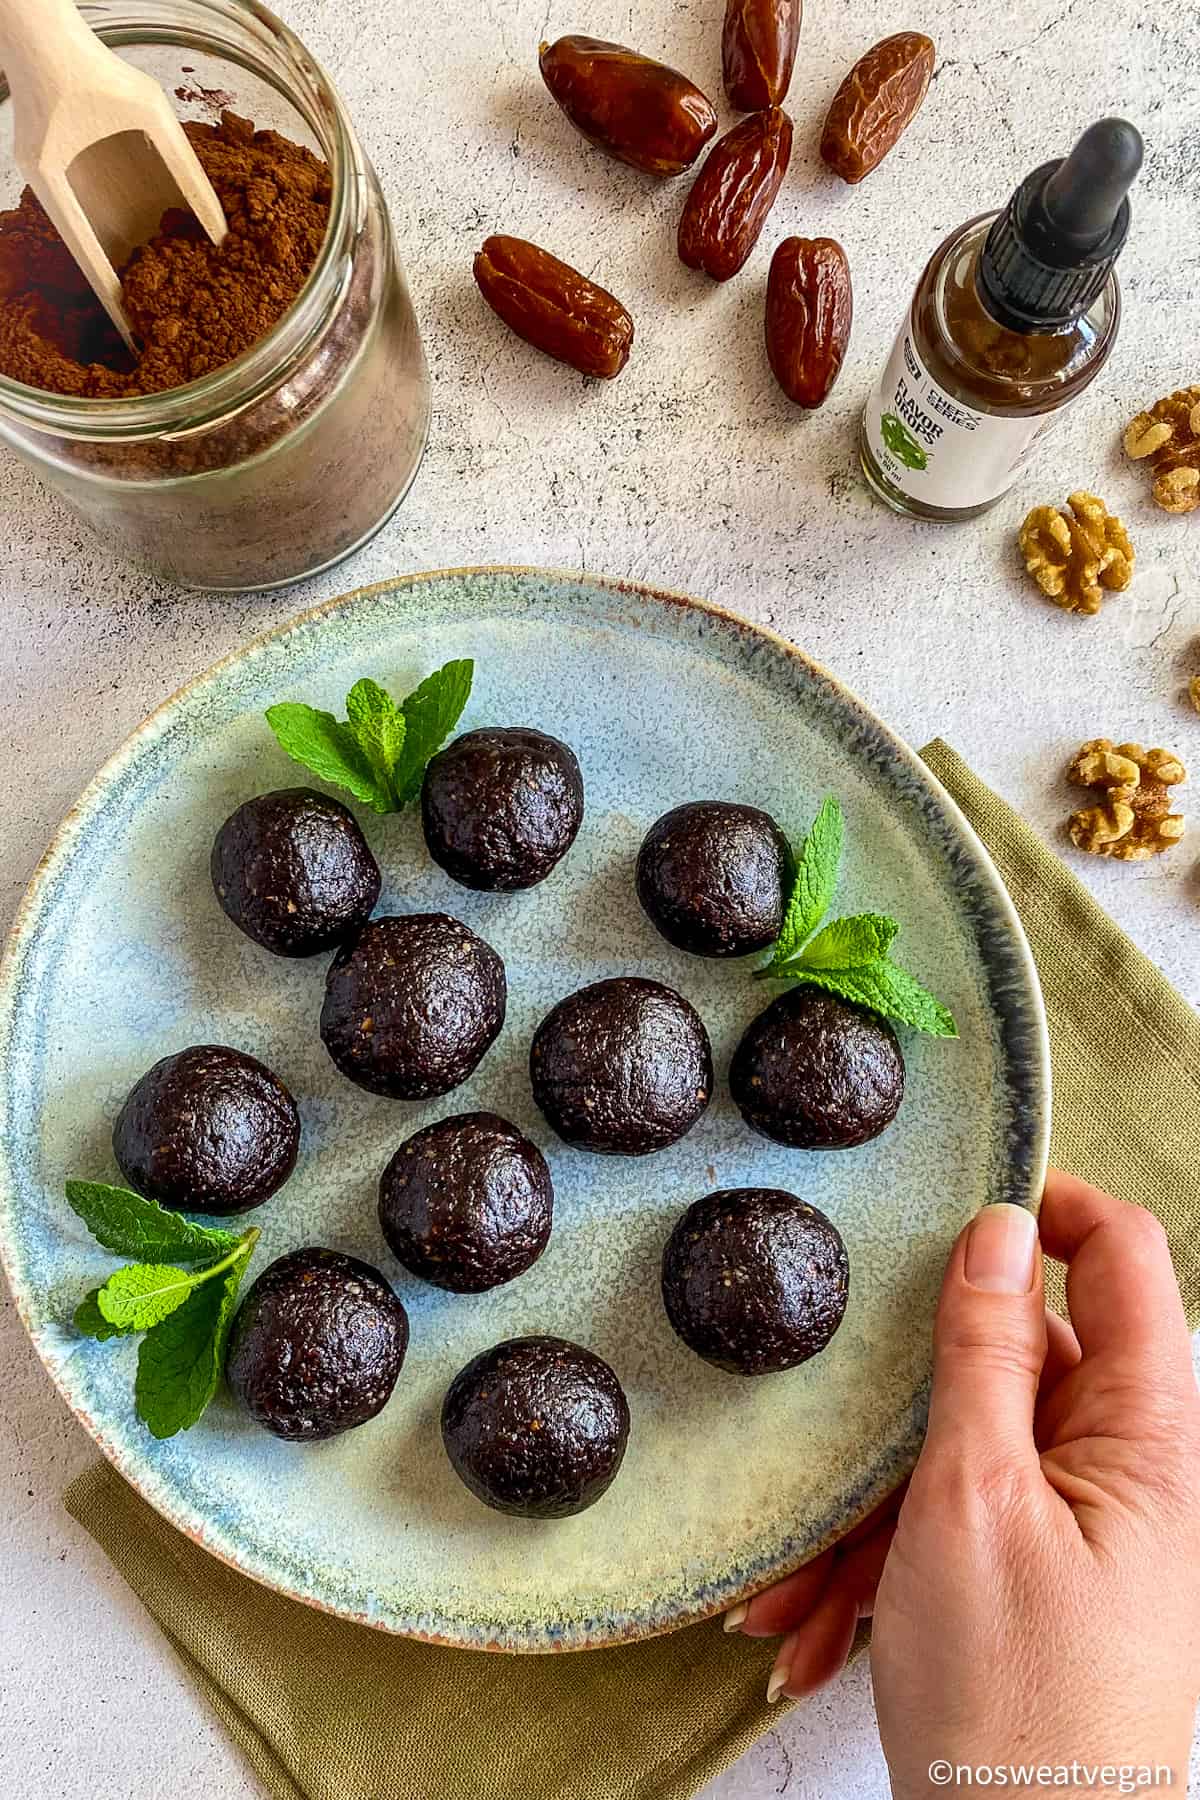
[1066,737,1186,861]
[1124,385,1200,515]
[1018,492,1134,616]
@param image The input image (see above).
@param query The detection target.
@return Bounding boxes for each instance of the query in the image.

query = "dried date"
[539,35,717,176]
[678,108,794,282]
[765,237,852,408]
[820,32,935,185]
[473,236,633,380]
[722,0,802,112]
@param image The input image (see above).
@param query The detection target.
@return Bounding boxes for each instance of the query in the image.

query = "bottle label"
[863,315,1052,510]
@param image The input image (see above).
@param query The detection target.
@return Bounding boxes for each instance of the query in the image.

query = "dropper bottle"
[860,118,1144,521]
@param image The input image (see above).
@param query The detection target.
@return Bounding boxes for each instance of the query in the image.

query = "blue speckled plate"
[0,568,1050,1652]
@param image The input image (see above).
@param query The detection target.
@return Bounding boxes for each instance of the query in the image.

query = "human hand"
[725,1172,1200,1793]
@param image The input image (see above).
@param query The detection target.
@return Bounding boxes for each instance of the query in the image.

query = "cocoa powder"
[0,104,428,590]
[0,110,330,398]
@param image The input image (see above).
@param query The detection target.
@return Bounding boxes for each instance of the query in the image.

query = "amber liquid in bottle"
[860,214,1120,522]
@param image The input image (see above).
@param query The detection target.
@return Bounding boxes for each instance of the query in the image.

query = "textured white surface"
[1,0,1198,1795]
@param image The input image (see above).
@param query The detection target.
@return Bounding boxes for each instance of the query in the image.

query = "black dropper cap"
[977,119,1143,333]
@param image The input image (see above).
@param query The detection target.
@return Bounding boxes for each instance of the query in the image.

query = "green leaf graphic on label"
[881,414,928,471]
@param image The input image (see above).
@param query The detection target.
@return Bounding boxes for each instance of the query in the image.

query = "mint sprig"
[265,659,473,815]
[68,1180,259,1438]
[759,798,958,1039]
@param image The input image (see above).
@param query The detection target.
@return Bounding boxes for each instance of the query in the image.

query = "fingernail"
[723,1602,748,1634]
[965,1203,1038,1295]
[766,1656,791,1704]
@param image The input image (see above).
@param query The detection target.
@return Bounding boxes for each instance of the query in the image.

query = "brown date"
[820,32,935,184]
[473,236,634,380]
[678,108,793,282]
[539,35,717,177]
[765,237,852,409]
[722,0,803,112]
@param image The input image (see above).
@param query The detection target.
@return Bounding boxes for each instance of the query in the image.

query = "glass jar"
[0,0,429,590]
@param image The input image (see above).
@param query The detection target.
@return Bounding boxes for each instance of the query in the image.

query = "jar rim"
[0,0,360,437]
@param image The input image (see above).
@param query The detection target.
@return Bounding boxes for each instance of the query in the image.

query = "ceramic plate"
[0,568,1050,1651]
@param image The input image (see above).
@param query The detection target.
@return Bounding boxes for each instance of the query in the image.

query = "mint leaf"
[97,1262,197,1331]
[264,702,388,812]
[392,659,474,805]
[753,793,958,1039]
[134,1262,245,1439]
[74,1288,138,1341]
[771,797,844,965]
[776,959,958,1038]
[345,679,406,808]
[795,913,899,971]
[264,660,473,814]
[65,1181,239,1264]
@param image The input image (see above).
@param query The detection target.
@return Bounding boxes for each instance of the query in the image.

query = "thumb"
[924,1203,1046,1468]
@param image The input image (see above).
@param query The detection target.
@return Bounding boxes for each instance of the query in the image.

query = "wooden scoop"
[0,0,226,351]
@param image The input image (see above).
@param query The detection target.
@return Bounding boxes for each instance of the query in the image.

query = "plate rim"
[0,564,1052,1652]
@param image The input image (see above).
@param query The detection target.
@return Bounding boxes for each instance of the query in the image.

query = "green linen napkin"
[63,740,1200,1800]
